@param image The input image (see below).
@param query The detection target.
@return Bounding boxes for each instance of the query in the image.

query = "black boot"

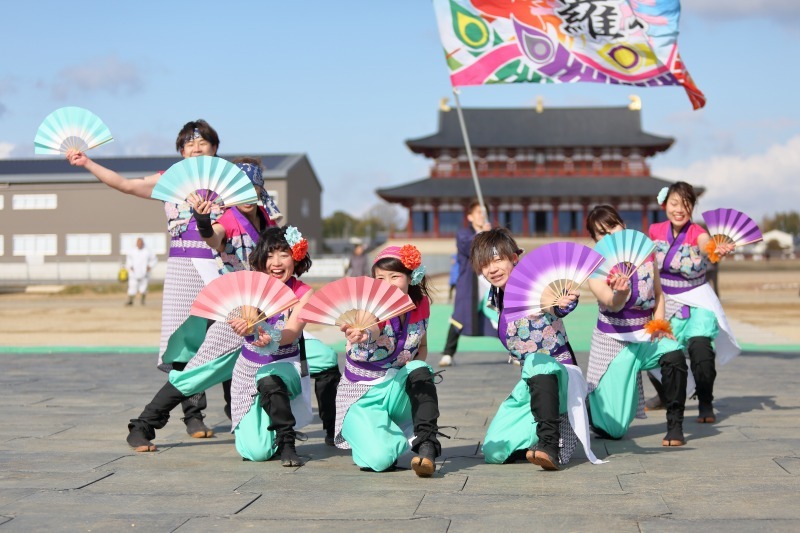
[439,324,461,366]
[688,336,717,423]
[257,375,303,467]
[222,379,232,421]
[181,392,213,438]
[127,381,188,452]
[405,367,441,477]
[311,365,341,445]
[526,374,561,471]
[659,350,688,446]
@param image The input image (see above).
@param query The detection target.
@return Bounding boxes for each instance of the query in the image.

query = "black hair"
[175,119,220,153]
[469,227,522,274]
[371,257,434,306]
[585,205,626,241]
[249,225,312,277]
[662,181,698,214]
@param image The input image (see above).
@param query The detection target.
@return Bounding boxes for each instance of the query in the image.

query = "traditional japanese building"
[378,103,687,238]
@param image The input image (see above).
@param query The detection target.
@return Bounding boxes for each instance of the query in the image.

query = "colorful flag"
[433,0,706,109]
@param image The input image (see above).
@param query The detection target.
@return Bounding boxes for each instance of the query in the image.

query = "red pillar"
[551,200,560,237]
[404,201,413,237]
[641,199,649,233]
[432,201,440,238]
[491,201,499,228]
[581,201,590,238]
[522,200,530,236]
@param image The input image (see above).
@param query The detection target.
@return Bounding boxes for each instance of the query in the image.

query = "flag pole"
[451,87,487,217]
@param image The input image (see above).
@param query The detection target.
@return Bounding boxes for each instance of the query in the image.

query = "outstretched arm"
[66,150,160,199]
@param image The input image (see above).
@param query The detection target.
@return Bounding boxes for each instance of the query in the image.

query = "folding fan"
[298,276,416,330]
[150,156,259,206]
[190,271,299,331]
[592,229,656,280]
[503,242,604,321]
[702,208,763,248]
[34,106,114,155]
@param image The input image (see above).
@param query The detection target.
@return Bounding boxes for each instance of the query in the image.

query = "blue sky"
[1,1,798,221]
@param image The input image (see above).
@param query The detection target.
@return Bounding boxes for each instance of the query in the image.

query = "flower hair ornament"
[657,186,669,205]
[373,244,426,286]
[284,226,308,261]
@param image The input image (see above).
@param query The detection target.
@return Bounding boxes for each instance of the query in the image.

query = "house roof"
[406,106,673,154]
[0,154,310,185]
[376,176,700,202]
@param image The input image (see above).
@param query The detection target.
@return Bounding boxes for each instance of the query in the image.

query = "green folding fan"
[592,229,656,280]
[34,106,114,155]
[150,156,259,206]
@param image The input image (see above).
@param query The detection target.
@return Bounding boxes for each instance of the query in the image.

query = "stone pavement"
[1,349,799,532]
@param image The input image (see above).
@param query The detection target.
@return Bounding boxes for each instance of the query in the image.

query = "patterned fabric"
[183,319,242,371]
[501,312,571,362]
[650,221,708,281]
[586,328,646,419]
[158,257,205,370]
[432,0,706,109]
[214,208,264,275]
[558,414,578,464]
[164,200,222,239]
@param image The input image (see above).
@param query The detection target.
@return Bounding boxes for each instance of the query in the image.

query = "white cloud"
[657,135,800,221]
[0,142,16,159]
[51,55,144,100]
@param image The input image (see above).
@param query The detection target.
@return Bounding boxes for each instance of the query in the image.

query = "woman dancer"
[228,226,314,465]
[335,245,442,477]
[584,206,688,446]
[471,228,601,470]
[67,121,258,439]
[648,182,738,423]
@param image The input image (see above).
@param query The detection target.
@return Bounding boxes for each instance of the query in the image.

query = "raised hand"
[228,317,252,337]
[340,323,369,344]
[66,149,89,167]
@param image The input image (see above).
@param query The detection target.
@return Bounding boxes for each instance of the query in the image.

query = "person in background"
[439,200,495,367]
[448,253,459,303]
[346,243,369,277]
[125,237,157,306]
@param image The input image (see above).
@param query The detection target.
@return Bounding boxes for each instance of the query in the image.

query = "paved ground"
[2,349,799,532]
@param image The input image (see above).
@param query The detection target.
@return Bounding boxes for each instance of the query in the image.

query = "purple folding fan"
[701,208,763,247]
[503,242,604,321]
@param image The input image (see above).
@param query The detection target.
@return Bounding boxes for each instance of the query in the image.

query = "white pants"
[128,276,149,297]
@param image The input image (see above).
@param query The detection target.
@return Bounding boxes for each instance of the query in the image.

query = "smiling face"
[480,254,517,290]
[374,267,410,295]
[665,192,692,230]
[265,248,296,283]
[181,137,217,158]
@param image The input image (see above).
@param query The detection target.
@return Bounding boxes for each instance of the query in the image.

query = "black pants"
[442,324,461,357]
[129,381,189,440]
[405,367,441,456]
[688,336,716,406]
[310,365,341,437]
[527,374,560,460]
[171,361,207,421]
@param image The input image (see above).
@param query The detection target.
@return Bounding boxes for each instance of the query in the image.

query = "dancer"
[228,226,314,465]
[471,228,601,470]
[334,245,442,477]
[439,201,495,367]
[67,120,248,438]
[584,206,688,446]
[122,159,275,451]
[648,182,738,423]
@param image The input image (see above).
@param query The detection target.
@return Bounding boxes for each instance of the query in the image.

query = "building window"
[439,211,463,235]
[411,211,433,234]
[301,198,310,218]
[651,209,667,224]
[499,210,523,234]
[12,194,57,210]
[120,233,167,255]
[66,234,112,256]
[619,210,642,231]
[558,210,581,237]
[13,234,57,256]
[529,210,552,236]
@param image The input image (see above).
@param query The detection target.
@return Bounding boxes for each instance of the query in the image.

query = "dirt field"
[1,263,798,347]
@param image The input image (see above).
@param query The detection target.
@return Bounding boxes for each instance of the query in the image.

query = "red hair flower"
[398,244,422,271]
[292,239,308,261]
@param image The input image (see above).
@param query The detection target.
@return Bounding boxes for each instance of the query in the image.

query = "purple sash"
[597,269,651,334]
[345,314,410,382]
[241,344,299,365]
[230,206,261,243]
[660,223,705,295]
[169,220,215,259]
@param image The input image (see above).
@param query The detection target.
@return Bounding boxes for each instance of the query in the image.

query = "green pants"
[587,336,683,439]
[483,353,569,464]
[168,349,240,397]
[341,360,431,472]
[670,306,719,344]
[306,337,339,375]
[234,362,302,462]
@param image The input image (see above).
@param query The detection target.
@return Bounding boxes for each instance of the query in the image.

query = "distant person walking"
[346,243,369,277]
[125,238,157,306]
[439,201,496,367]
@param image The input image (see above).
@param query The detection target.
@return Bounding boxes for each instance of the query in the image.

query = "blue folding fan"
[34,106,114,155]
[150,156,259,206]
[592,229,656,279]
